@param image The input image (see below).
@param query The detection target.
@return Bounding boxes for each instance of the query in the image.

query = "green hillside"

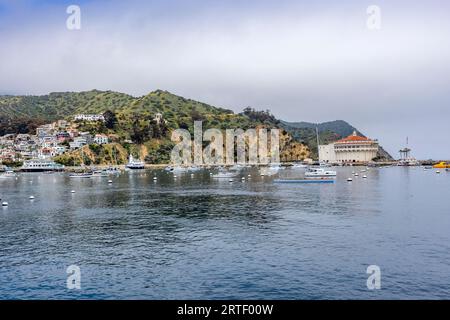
[0,90,134,121]
[0,89,392,163]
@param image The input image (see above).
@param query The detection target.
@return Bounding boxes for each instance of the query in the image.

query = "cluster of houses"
[0,114,111,163]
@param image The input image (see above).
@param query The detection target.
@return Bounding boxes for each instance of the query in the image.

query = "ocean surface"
[1,166,449,299]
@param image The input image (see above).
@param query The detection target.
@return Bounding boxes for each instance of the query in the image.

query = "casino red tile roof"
[335,131,374,144]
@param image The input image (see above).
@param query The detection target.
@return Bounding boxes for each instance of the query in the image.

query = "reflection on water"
[1,166,450,299]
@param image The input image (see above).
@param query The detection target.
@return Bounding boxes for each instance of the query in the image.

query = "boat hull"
[274,179,335,184]
[20,168,63,172]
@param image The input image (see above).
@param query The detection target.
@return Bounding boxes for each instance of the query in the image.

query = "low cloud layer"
[1,0,449,158]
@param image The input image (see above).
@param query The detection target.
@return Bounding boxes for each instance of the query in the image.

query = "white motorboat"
[292,163,308,168]
[126,155,145,169]
[69,172,93,178]
[305,168,337,178]
[0,170,17,178]
[212,170,237,179]
[91,170,108,177]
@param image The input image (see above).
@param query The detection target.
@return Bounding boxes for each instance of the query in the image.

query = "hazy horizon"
[1,0,449,159]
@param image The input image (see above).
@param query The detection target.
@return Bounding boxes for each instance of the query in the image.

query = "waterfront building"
[319,131,379,164]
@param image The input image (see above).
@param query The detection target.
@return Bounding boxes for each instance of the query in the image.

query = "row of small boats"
[68,167,121,178]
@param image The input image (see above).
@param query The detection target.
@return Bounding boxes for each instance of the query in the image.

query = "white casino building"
[319,131,379,164]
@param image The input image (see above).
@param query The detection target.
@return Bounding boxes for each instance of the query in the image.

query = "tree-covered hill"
[0,89,392,163]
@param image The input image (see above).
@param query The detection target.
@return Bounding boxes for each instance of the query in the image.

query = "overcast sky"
[1,0,449,159]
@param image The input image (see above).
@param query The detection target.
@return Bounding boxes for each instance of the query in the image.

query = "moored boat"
[0,170,17,178]
[397,158,420,166]
[104,166,121,175]
[69,172,93,178]
[305,168,337,178]
[212,170,237,179]
[274,178,335,184]
[165,166,187,173]
[21,159,64,172]
[433,162,450,169]
[126,155,145,169]
[292,163,308,169]
[91,170,108,177]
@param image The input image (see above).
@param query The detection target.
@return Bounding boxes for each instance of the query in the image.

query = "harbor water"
[0,166,449,299]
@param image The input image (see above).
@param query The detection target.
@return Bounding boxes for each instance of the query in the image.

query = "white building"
[52,146,67,155]
[74,114,105,122]
[93,134,109,145]
[79,132,93,144]
[69,136,89,149]
[36,125,53,138]
[319,131,379,164]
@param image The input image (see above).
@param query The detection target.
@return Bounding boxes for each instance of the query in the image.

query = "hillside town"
[0,114,110,164]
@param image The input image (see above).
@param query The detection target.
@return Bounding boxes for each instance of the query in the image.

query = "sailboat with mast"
[69,146,93,178]
[305,125,337,178]
[105,145,121,174]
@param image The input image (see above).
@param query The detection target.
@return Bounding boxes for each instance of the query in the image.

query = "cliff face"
[375,146,395,162]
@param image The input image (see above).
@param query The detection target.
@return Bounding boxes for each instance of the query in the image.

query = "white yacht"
[212,169,237,179]
[69,172,93,178]
[91,170,108,177]
[21,159,64,172]
[126,155,145,169]
[0,169,17,178]
[292,163,308,168]
[305,168,337,178]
